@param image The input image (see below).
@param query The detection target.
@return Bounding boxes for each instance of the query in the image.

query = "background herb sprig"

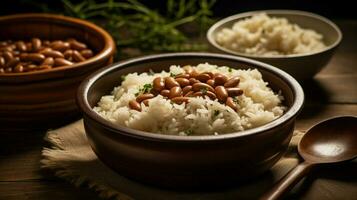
[57,0,216,58]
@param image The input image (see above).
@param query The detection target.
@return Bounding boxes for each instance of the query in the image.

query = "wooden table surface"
[0,19,356,200]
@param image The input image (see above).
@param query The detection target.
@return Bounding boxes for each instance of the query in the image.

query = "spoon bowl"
[299,116,357,163]
[261,116,357,200]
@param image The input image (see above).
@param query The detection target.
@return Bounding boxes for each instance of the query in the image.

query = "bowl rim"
[207,9,343,59]
[0,13,115,78]
[77,52,304,142]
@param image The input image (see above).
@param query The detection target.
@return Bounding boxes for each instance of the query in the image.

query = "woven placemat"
[41,120,304,200]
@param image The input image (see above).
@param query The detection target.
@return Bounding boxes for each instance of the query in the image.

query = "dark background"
[0,0,356,19]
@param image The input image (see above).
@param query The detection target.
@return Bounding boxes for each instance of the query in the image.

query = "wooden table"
[0,19,356,200]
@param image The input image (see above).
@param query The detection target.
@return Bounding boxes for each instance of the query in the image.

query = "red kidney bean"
[136,93,154,103]
[171,97,189,104]
[63,49,73,59]
[226,97,237,110]
[175,73,190,79]
[142,99,150,106]
[54,58,73,66]
[226,88,243,97]
[16,41,27,52]
[175,77,190,87]
[205,91,217,100]
[41,49,64,58]
[21,53,45,63]
[206,79,215,87]
[192,82,214,93]
[3,51,13,62]
[0,57,5,68]
[224,76,240,88]
[153,77,165,91]
[129,100,141,111]
[184,91,194,97]
[164,77,180,89]
[189,70,199,78]
[68,38,87,50]
[36,65,52,70]
[189,78,200,85]
[6,57,20,68]
[80,49,93,59]
[215,86,228,102]
[42,57,54,66]
[214,74,228,85]
[32,38,42,51]
[51,41,70,52]
[160,89,170,98]
[182,85,192,95]
[72,50,86,62]
[196,73,211,82]
[203,72,214,78]
[169,86,182,99]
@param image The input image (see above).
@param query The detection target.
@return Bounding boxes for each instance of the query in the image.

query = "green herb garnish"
[148,69,155,75]
[141,83,153,93]
[228,68,233,72]
[136,83,153,96]
[200,87,208,94]
[232,96,239,104]
[170,72,177,77]
[214,110,220,116]
[120,75,126,81]
[184,129,193,135]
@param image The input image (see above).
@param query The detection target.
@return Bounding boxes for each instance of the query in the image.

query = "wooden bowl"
[207,10,342,80]
[77,53,304,188]
[0,14,115,131]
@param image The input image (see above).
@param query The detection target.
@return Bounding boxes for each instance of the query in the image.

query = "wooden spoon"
[260,116,357,200]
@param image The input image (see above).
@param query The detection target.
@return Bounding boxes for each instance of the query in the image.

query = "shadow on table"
[300,78,330,105]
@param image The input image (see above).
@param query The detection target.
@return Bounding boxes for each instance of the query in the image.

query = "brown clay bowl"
[207,10,342,80]
[77,53,304,188]
[0,13,115,131]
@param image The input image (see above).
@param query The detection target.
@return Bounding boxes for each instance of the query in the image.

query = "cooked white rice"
[94,63,286,136]
[215,13,326,56]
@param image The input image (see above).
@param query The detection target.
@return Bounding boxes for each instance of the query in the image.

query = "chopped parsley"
[148,69,155,75]
[135,83,153,96]
[212,110,220,119]
[184,129,193,135]
[142,83,153,93]
[228,68,233,72]
[200,87,208,94]
[170,72,177,77]
[232,96,239,104]
[120,75,126,81]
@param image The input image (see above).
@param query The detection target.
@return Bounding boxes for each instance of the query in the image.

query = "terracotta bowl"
[207,10,342,80]
[0,14,115,131]
[77,53,304,188]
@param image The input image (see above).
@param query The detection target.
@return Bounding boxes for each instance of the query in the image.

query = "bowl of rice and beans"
[207,10,342,80]
[77,53,304,187]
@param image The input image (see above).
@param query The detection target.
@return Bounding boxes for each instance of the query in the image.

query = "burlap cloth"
[40,120,356,200]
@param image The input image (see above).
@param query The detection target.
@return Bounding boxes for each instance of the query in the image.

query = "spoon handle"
[260,161,315,200]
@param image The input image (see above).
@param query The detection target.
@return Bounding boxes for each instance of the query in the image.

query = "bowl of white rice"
[207,10,342,80]
[77,52,304,187]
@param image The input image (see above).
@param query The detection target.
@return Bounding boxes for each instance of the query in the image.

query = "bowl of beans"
[0,13,115,131]
[0,38,95,74]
